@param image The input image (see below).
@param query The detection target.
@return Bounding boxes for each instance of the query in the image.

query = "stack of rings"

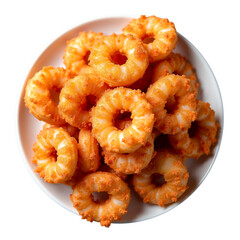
[24,15,220,227]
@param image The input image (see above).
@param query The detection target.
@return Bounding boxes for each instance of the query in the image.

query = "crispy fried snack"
[146,74,197,134]
[89,33,149,87]
[91,87,154,153]
[122,15,177,62]
[59,72,108,128]
[63,31,103,75]
[70,171,131,227]
[24,66,72,125]
[132,150,189,206]
[32,127,78,183]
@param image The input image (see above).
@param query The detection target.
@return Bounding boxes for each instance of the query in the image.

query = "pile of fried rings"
[24,15,219,227]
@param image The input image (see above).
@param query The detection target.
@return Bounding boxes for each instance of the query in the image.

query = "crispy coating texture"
[146,74,197,134]
[78,128,101,173]
[169,100,219,159]
[132,150,189,206]
[103,134,155,174]
[43,123,79,140]
[89,33,149,87]
[63,31,103,75]
[152,52,198,93]
[91,87,155,153]
[59,72,108,128]
[122,15,177,62]
[70,171,131,227]
[32,127,78,183]
[24,66,72,125]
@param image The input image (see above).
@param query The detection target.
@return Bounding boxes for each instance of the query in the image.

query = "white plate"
[17,17,224,224]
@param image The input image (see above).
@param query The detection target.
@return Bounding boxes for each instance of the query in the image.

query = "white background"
[0,0,239,239]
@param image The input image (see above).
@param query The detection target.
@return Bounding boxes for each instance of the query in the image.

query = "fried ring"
[169,100,218,159]
[146,74,197,134]
[89,33,149,87]
[152,52,198,93]
[59,72,108,128]
[63,31,103,75]
[132,150,189,207]
[122,15,177,62]
[24,66,71,125]
[70,171,131,227]
[91,87,155,153]
[32,127,78,183]
[78,128,101,173]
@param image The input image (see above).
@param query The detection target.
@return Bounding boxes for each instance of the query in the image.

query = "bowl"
[17,17,224,223]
